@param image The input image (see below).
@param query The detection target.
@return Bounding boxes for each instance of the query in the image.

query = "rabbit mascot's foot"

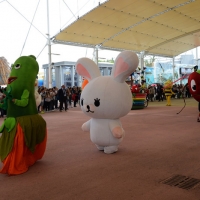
[104,146,118,154]
[96,145,118,154]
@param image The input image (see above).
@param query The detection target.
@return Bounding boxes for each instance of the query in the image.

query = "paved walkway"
[0,98,200,200]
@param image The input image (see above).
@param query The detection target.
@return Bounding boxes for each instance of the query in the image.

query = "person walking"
[72,87,78,107]
[58,85,68,112]
[156,83,164,101]
[44,89,51,112]
[148,86,155,102]
[68,87,73,108]
[53,87,59,109]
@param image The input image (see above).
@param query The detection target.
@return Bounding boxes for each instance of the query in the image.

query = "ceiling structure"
[53,0,200,58]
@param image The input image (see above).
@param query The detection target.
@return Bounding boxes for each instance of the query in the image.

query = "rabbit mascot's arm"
[82,119,91,132]
[109,120,125,139]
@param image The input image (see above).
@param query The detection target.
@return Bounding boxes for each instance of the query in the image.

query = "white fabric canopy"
[53,0,200,57]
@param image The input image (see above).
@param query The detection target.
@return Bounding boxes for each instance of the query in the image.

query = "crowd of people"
[145,83,191,102]
[0,81,193,117]
[38,85,82,114]
[0,84,83,117]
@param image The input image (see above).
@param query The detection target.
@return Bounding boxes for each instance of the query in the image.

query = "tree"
[144,56,156,67]
[0,57,11,85]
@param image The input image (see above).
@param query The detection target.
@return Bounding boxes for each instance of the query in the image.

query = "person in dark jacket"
[58,85,68,112]
[156,83,164,101]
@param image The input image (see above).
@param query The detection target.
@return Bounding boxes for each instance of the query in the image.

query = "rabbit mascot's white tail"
[75,51,139,154]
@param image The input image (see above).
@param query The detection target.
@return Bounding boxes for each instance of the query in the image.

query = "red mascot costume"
[188,69,200,122]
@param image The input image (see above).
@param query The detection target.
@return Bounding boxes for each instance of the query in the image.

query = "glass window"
[65,82,72,87]
[52,68,56,87]
[43,68,47,87]
[63,66,72,86]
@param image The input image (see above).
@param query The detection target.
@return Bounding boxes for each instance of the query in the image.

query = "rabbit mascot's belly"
[88,119,124,153]
[76,51,139,154]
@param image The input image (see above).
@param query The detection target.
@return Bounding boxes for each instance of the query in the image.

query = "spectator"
[148,86,155,102]
[68,87,73,108]
[44,89,51,111]
[58,85,68,112]
[156,83,164,101]
[53,87,58,109]
[49,88,55,111]
[185,84,191,98]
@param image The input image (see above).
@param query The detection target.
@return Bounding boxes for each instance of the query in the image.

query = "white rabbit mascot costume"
[35,78,41,108]
[75,51,139,154]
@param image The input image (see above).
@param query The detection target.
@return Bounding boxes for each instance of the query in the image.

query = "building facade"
[42,61,114,88]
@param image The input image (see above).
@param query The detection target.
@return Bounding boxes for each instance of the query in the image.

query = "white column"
[172,57,175,82]
[105,67,108,75]
[47,0,52,88]
[140,51,145,82]
[95,46,99,66]
[71,66,74,86]
[60,66,63,87]
[140,51,144,71]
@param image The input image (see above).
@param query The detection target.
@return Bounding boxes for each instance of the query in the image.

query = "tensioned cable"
[0,0,6,3]
[59,0,61,31]
[62,0,76,19]
[20,0,41,56]
[6,0,47,39]
[77,0,79,17]
[60,0,91,31]
[37,43,47,59]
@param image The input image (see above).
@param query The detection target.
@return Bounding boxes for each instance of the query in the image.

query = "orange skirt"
[0,123,47,175]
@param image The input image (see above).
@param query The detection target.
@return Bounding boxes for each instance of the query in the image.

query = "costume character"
[188,70,200,122]
[35,78,41,108]
[140,80,147,93]
[164,80,174,106]
[0,55,47,175]
[75,51,139,154]
[131,84,140,93]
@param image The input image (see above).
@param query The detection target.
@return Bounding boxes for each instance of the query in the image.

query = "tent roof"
[53,0,200,57]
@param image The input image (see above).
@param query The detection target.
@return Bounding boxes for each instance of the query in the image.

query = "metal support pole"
[140,51,145,83]
[95,46,99,66]
[72,66,74,87]
[172,57,175,82]
[60,66,63,87]
[47,0,52,88]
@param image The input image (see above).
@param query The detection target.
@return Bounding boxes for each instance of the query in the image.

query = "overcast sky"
[0,0,199,71]
[0,0,120,70]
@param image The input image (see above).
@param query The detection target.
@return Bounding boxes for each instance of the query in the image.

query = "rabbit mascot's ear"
[111,51,139,83]
[76,58,101,81]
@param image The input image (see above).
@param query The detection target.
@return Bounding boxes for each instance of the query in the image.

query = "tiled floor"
[0,98,200,200]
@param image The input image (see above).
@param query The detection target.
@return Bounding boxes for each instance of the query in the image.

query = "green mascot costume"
[0,55,47,175]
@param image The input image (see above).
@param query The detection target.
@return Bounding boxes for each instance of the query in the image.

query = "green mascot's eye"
[14,64,21,69]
